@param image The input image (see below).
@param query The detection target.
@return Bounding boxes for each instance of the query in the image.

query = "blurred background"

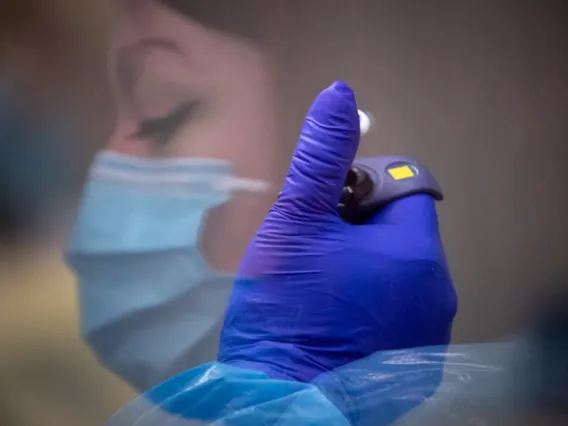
[0,0,567,425]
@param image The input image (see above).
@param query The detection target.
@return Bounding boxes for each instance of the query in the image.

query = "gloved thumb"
[274,80,360,219]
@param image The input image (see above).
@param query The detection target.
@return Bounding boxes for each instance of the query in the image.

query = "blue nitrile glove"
[218,80,458,383]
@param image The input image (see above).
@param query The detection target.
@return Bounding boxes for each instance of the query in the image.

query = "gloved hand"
[218,81,457,383]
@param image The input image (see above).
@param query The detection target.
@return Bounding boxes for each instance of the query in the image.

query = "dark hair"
[161,0,268,43]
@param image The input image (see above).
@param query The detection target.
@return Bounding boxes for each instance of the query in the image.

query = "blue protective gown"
[108,340,529,426]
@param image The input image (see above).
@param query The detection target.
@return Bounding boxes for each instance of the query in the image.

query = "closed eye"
[135,100,200,145]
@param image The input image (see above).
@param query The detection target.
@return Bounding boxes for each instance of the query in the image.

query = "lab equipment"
[357,109,373,136]
[339,156,443,224]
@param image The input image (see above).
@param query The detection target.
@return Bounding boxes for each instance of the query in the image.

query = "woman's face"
[106,0,279,271]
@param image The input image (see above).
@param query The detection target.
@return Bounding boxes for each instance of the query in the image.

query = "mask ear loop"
[90,163,273,198]
[95,151,229,167]
[215,176,272,194]
[215,110,373,197]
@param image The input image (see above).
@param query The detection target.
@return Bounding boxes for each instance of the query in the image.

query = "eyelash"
[135,101,199,144]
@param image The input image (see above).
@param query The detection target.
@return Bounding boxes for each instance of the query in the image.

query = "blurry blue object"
[108,340,532,426]
[109,362,350,426]
[0,79,76,234]
[313,340,529,426]
[218,81,457,383]
[66,153,262,391]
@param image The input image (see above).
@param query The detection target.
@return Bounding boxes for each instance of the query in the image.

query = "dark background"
[182,0,568,342]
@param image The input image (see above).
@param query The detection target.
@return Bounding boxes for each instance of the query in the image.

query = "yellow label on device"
[388,165,415,180]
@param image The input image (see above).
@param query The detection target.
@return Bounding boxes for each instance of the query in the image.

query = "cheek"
[106,138,151,157]
[105,116,156,157]
[165,114,235,159]
[199,193,274,273]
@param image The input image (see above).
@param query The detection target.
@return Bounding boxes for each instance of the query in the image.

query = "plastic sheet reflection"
[107,338,553,426]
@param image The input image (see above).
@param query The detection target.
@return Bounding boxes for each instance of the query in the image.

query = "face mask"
[65,152,268,391]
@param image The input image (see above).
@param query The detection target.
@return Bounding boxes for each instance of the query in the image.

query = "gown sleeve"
[107,361,350,426]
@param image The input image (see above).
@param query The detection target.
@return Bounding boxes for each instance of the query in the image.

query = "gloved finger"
[366,194,440,233]
[274,80,360,218]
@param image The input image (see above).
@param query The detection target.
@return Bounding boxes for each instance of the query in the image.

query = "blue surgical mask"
[65,152,268,391]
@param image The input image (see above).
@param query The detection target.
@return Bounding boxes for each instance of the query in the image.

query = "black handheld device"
[338,155,443,224]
